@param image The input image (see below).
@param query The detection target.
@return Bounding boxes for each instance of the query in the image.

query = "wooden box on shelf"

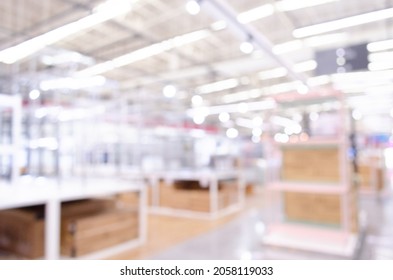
[282,146,340,183]
[158,180,238,212]
[60,199,139,258]
[284,191,341,225]
[0,207,44,259]
[61,208,138,257]
[0,198,140,259]
[358,164,384,191]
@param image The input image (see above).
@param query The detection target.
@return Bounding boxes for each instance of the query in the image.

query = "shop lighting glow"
[186,0,201,15]
[237,4,274,24]
[226,128,239,139]
[0,0,133,64]
[40,76,106,91]
[77,29,210,76]
[275,0,339,12]
[293,8,393,38]
[367,39,393,52]
[196,78,239,94]
[237,0,338,24]
[218,112,230,123]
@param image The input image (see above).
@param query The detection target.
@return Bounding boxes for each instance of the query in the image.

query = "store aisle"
[150,193,393,260]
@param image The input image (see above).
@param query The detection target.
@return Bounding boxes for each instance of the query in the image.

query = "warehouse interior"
[0,0,393,260]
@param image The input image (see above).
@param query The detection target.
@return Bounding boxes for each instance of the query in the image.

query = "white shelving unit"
[0,178,146,260]
[0,94,21,183]
[262,89,359,258]
[147,169,245,219]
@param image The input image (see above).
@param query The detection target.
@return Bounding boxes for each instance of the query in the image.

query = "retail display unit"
[147,169,245,219]
[0,178,146,260]
[357,150,385,194]
[263,89,359,257]
[0,94,21,183]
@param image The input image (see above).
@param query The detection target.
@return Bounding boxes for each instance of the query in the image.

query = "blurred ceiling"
[0,0,392,134]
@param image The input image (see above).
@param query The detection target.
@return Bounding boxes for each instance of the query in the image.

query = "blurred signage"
[315,43,369,75]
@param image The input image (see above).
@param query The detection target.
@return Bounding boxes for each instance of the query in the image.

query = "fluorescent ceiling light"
[219,112,230,122]
[259,67,288,80]
[258,60,316,80]
[222,89,262,104]
[210,20,227,31]
[40,76,106,91]
[368,51,393,62]
[293,8,393,38]
[273,33,347,55]
[226,128,239,139]
[368,61,393,71]
[29,89,40,100]
[239,41,254,54]
[163,84,177,98]
[293,60,317,72]
[273,40,303,54]
[77,29,210,76]
[367,39,393,52]
[276,0,339,12]
[237,4,274,24]
[187,99,276,116]
[191,95,203,106]
[0,0,133,64]
[237,0,337,24]
[196,78,239,94]
[186,0,201,15]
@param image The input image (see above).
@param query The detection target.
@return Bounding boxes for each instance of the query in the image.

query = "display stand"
[262,89,360,258]
[0,178,146,260]
[146,169,245,219]
[358,150,385,195]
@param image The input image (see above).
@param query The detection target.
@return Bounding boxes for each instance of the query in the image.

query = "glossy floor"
[149,192,393,260]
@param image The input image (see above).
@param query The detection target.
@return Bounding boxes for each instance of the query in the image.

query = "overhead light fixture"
[187,99,276,116]
[29,89,40,100]
[77,29,210,76]
[367,39,393,52]
[0,0,133,64]
[276,0,339,12]
[39,76,106,91]
[293,7,393,38]
[236,0,338,24]
[368,61,393,71]
[163,84,177,98]
[219,112,230,122]
[237,4,274,24]
[226,128,239,139]
[273,40,303,55]
[221,89,262,104]
[368,51,393,62]
[191,95,203,106]
[186,0,201,15]
[210,20,227,31]
[240,41,254,54]
[272,33,347,55]
[196,78,239,94]
[258,60,316,81]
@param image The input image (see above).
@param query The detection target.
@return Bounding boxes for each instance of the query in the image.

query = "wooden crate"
[282,147,340,183]
[284,191,341,225]
[0,198,138,259]
[0,207,44,259]
[158,180,238,212]
[358,164,384,191]
[61,208,138,257]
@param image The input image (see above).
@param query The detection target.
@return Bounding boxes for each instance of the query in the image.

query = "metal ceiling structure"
[0,0,392,134]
